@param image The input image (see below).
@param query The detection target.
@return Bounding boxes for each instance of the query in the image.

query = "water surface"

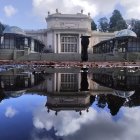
[0,67,140,140]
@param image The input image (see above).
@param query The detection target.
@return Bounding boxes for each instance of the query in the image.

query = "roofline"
[93,36,137,47]
[45,13,92,21]
[2,33,45,46]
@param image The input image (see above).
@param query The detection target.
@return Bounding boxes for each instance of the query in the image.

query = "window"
[60,34,78,53]
[60,74,78,91]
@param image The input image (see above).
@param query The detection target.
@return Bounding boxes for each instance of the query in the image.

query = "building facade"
[0,26,44,60]
[0,10,117,60]
[26,10,115,54]
[93,29,140,61]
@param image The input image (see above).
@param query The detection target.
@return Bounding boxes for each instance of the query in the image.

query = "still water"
[0,66,140,140]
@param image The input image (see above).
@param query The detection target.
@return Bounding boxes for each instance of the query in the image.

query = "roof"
[113,90,135,98]
[46,13,92,21]
[115,29,137,38]
[3,26,45,46]
[93,34,137,48]
[3,26,26,36]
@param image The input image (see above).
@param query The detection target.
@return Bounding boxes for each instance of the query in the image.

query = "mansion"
[3,9,140,61]
[26,9,115,54]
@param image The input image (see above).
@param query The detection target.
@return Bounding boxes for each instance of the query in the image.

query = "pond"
[0,66,140,140]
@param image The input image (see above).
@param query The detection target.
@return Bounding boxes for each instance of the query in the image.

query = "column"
[54,73,57,92]
[56,34,58,53]
[30,74,35,86]
[78,73,81,91]
[31,39,34,52]
[79,34,81,53]
[57,73,61,92]
[58,33,61,53]
[54,33,57,53]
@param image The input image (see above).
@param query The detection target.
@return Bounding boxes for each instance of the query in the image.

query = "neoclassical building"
[0,10,117,60]
[26,10,115,54]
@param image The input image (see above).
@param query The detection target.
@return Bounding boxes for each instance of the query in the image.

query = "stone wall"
[0,49,139,62]
[0,49,14,60]
[16,52,129,62]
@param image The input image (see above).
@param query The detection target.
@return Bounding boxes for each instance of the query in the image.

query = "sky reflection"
[0,94,140,140]
[32,100,140,140]
[0,67,140,140]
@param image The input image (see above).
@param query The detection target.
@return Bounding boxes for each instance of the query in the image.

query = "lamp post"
[81,35,90,62]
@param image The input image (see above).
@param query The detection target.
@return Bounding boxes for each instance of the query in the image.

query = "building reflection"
[92,67,140,91]
[92,67,140,116]
[45,69,94,115]
[80,67,89,91]
[0,69,46,97]
[0,67,140,116]
[45,92,92,116]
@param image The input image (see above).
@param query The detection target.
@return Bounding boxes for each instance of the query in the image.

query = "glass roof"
[3,26,26,35]
[115,29,137,37]
[113,90,135,98]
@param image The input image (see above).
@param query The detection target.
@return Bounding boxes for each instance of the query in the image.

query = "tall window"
[60,74,78,91]
[60,34,78,53]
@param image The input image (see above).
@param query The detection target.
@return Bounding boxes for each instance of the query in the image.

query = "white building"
[26,10,115,54]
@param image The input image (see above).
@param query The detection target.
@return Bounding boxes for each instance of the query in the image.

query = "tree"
[116,20,127,31]
[127,19,136,30]
[91,20,97,30]
[133,20,140,37]
[0,22,5,35]
[109,9,127,31]
[98,17,109,32]
[128,19,140,37]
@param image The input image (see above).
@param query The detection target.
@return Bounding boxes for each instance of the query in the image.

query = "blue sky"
[0,0,46,29]
[0,0,140,29]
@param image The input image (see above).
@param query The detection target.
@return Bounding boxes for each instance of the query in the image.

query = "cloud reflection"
[5,106,17,118]
[32,106,140,140]
[33,108,98,136]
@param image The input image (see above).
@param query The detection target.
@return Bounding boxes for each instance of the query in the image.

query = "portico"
[45,9,92,53]
[52,31,82,53]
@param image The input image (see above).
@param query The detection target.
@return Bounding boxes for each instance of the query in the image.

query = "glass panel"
[60,35,78,52]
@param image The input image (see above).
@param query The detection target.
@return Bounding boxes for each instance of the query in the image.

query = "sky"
[0,0,140,29]
[1,93,140,140]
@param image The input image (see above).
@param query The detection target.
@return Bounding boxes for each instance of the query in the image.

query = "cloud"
[32,0,140,21]
[120,0,140,19]
[4,5,17,17]
[5,106,17,118]
[33,117,45,129]
[33,107,98,136]
[32,106,140,140]
[32,0,118,18]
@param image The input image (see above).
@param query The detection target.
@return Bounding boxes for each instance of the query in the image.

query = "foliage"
[109,9,127,31]
[131,19,140,37]
[91,20,97,30]
[0,22,5,35]
[98,17,109,32]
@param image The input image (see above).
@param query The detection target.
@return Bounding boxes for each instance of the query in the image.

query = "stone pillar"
[24,47,30,55]
[54,33,57,53]
[58,33,61,53]
[79,34,81,53]
[57,73,61,92]
[31,39,34,52]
